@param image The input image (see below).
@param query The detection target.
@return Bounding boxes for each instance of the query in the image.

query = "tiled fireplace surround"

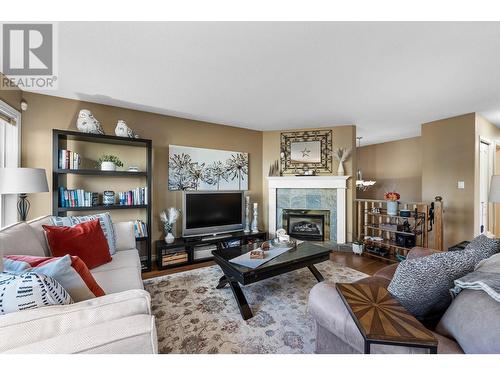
[267,176,349,243]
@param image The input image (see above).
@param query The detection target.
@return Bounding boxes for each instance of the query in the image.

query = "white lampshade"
[0,168,49,194]
[489,175,500,203]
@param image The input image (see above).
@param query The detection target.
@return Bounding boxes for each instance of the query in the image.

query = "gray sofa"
[0,215,158,354]
[308,247,500,354]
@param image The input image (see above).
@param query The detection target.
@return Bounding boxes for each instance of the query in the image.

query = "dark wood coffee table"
[212,241,330,320]
[336,283,438,354]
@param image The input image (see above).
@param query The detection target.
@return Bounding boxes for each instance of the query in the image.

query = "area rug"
[144,261,367,354]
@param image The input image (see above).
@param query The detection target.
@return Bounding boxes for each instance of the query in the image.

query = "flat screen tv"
[182,191,244,237]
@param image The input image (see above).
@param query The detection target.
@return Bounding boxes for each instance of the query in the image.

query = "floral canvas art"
[168,145,249,191]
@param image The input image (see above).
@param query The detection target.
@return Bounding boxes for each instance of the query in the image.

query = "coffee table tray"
[229,245,293,268]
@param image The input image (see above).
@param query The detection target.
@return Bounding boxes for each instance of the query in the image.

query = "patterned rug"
[144,261,367,354]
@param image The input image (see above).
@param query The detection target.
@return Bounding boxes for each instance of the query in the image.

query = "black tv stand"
[201,233,233,241]
[156,230,268,270]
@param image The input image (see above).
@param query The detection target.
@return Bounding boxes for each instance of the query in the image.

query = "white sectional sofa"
[0,215,158,354]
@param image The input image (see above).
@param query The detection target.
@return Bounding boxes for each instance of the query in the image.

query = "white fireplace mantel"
[267,175,349,243]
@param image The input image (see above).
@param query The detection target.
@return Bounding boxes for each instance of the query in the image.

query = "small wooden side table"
[336,283,438,354]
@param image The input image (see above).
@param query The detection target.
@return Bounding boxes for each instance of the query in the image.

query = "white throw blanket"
[451,252,500,302]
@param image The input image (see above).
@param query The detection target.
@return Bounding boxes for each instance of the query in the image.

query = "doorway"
[479,140,493,234]
[495,145,500,236]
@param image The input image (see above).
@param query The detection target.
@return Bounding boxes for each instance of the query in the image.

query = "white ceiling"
[29,22,500,145]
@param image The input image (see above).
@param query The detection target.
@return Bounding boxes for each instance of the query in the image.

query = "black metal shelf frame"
[52,129,153,272]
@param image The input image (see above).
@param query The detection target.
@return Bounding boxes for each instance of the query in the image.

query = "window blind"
[0,111,16,125]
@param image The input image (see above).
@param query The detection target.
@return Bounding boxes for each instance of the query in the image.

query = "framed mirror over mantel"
[280,130,333,175]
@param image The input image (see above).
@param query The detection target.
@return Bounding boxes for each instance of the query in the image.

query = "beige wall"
[3,86,357,243]
[0,73,22,111]
[421,113,476,249]
[19,92,263,243]
[262,126,357,242]
[5,84,493,249]
[351,114,500,248]
[357,137,422,202]
[358,114,485,249]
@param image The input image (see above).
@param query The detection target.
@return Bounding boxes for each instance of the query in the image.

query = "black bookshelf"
[56,204,148,212]
[55,169,148,177]
[52,129,153,272]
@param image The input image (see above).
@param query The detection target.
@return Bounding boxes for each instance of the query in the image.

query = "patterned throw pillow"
[388,235,500,322]
[464,234,500,259]
[50,213,117,255]
[0,272,72,315]
[3,254,105,302]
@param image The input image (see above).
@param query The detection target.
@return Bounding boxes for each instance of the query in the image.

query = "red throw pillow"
[43,219,112,269]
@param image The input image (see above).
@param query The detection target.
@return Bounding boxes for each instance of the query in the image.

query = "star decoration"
[300,148,311,158]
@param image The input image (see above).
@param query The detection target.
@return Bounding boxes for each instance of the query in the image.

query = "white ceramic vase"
[387,201,398,216]
[337,162,345,176]
[101,161,116,171]
[165,232,175,244]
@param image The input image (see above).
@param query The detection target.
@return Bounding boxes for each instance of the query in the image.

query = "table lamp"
[0,168,49,221]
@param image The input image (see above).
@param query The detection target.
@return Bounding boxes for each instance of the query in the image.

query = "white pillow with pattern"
[0,272,72,315]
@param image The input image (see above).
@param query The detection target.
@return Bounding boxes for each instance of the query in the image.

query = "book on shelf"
[133,220,148,238]
[58,150,81,170]
[59,187,98,208]
[117,187,148,206]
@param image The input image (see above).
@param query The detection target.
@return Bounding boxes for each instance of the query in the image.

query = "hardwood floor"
[142,251,390,280]
[143,260,215,280]
[330,252,391,275]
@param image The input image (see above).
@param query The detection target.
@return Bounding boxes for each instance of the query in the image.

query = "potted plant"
[384,191,400,216]
[97,154,124,171]
[352,239,364,255]
[333,147,351,176]
[160,207,180,243]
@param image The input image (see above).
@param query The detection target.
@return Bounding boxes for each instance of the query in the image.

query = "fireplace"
[267,176,348,243]
[282,209,330,241]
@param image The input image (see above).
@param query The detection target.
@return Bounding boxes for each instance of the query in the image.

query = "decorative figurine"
[115,120,139,138]
[251,202,259,233]
[76,109,105,135]
[244,196,251,233]
[275,228,290,242]
[249,249,264,259]
[276,228,287,237]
